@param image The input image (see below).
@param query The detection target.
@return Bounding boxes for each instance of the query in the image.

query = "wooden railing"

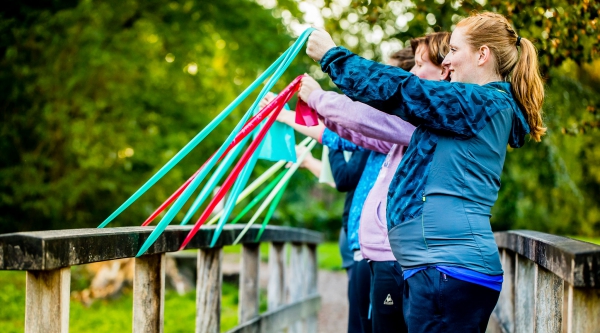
[0,224,323,333]
[488,230,600,333]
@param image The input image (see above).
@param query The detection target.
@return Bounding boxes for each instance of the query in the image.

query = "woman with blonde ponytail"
[303,11,545,333]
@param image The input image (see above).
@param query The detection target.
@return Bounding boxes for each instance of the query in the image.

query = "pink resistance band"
[140,76,307,227]
[178,76,303,250]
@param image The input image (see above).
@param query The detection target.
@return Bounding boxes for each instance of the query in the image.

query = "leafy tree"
[278,0,600,235]
[0,0,342,234]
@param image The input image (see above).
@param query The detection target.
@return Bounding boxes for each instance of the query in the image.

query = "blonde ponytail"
[457,12,546,142]
[510,37,546,141]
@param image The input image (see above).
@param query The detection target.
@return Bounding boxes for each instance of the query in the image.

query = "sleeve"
[322,119,393,154]
[320,46,502,139]
[321,128,366,152]
[328,149,369,192]
[307,90,415,151]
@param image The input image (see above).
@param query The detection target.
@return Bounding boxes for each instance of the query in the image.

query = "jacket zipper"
[421,190,428,250]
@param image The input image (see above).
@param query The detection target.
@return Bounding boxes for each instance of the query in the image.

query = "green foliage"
[318,0,599,72]
[0,0,344,235]
[298,0,600,236]
[0,272,25,333]
[1,0,599,239]
[491,63,600,235]
[317,241,344,271]
[0,270,245,332]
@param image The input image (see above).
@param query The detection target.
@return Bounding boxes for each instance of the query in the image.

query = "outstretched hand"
[299,75,322,102]
[259,92,277,109]
[306,29,336,62]
[286,145,314,169]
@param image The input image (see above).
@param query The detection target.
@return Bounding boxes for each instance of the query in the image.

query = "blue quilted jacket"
[320,47,530,275]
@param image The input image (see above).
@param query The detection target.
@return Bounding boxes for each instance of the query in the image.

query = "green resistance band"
[233,138,317,245]
[134,28,315,256]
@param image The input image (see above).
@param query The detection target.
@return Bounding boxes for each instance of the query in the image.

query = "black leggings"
[369,260,407,333]
[348,259,372,333]
[403,267,500,333]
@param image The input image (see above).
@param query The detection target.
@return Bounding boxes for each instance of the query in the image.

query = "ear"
[478,45,492,66]
[440,65,450,81]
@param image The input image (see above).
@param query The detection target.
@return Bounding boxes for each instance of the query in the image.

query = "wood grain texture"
[133,254,165,333]
[535,266,563,333]
[267,242,286,311]
[495,230,600,287]
[239,244,260,326]
[568,285,600,333]
[515,255,535,333]
[0,225,323,271]
[196,248,222,333]
[288,244,305,333]
[25,267,70,333]
[304,245,318,333]
[225,295,321,333]
[492,249,515,333]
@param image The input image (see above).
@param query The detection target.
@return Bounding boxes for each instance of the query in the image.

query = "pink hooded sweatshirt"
[308,90,416,262]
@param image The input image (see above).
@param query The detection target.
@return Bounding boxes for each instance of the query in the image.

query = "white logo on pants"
[384,294,394,305]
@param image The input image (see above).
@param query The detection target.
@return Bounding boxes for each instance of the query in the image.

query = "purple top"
[308,90,416,261]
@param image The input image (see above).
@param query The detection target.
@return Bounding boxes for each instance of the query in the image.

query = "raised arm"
[305,30,508,139]
[319,47,510,138]
[321,122,392,154]
[306,88,415,148]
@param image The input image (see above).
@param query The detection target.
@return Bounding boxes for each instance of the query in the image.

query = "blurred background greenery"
[1,0,599,239]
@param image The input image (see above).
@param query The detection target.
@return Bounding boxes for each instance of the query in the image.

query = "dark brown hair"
[388,48,415,71]
[410,32,451,67]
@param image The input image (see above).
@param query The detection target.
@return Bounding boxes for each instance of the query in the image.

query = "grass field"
[569,236,600,245]
[0,242,342,332]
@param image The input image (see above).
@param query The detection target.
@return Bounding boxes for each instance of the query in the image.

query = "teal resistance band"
[254,178,289,242]
[229,170,287,225]
[207,29,315,248]
[98,29,309,229]
[135,28,315,256]
[233,139,317,245]
[179,141,246,226]
[208,144,262,248]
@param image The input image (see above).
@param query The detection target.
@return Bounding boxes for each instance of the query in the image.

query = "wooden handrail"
[495,230,600,288]
[489,231,600,333]
[0,225,323,270]
[0,225,323,333]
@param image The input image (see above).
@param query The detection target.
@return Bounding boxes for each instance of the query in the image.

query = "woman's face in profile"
[413,45,444,81]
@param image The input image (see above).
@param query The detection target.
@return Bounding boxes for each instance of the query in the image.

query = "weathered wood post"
[268,242,287,333]
[566,285,600,333]
[304,244,318,333]
[268,242,286,307]
[491,249,515,333]
[0,224,324,333]
[239,243,260,325]
[196,247,223,333]
[288,243,305,333]
[491,230,600,333]
[535,266,563,332]
[133,253,166,333]
[515,255,535,333]
[25,267,71,333]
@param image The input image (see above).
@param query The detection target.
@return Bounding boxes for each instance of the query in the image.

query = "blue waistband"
[403,266,503,291]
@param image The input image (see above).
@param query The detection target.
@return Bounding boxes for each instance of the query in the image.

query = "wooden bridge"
[1,227,599,333]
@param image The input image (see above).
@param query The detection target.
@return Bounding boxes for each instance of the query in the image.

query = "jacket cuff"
[307,89,326,112]
[319,46,353,74]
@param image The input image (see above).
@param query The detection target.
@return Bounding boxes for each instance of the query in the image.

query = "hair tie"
[516,36,522,47]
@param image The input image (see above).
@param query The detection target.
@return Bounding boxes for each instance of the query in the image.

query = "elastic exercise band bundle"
[98,29,316,256]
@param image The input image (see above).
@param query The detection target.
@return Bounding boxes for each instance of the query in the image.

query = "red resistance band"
[295,98,319,126]
[178,76,303,250]
[141,76,304,227]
